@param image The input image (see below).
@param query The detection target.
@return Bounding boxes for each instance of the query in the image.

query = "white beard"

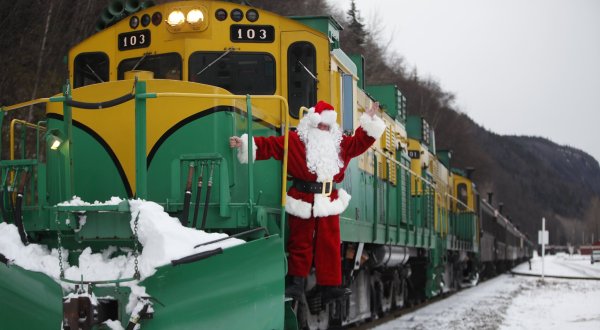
[299,125,344,182]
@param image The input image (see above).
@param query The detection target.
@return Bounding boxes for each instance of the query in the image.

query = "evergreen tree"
[346,0,367,47]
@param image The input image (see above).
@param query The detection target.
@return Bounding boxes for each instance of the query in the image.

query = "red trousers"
[287,214,341,286]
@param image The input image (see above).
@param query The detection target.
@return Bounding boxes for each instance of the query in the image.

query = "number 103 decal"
[118,30,151,51]
[230,25,274,43]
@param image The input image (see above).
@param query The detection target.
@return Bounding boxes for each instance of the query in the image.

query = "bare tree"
[27,1,54,122]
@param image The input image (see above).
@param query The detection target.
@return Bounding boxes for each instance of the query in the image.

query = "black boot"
[285,276,305,300]
[320,285,351,303]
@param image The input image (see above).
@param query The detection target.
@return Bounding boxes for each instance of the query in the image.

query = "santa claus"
[230,100,385,301]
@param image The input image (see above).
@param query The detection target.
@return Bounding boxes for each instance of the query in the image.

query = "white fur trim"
[305,112,321,128]
[319,110,337,126]
[236,134,257,164]
[312,188,352,218]
[302,108,338,128]
[359,113,386,138]
[285,195,313,219]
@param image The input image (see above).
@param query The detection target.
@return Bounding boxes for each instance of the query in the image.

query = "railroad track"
[510,271,600,281]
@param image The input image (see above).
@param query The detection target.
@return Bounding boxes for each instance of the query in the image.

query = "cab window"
[457,183,468,211]
[74,52,109,88]
[117,53,182,80]
[189,52,275,95]
[287,42,316,119]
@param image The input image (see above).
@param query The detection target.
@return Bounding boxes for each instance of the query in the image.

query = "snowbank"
[0,198,245,285]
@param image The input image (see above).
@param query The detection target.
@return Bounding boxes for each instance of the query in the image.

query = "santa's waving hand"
[230,100,385,302]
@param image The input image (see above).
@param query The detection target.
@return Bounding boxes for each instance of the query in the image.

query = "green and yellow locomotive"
[0,1,517,329]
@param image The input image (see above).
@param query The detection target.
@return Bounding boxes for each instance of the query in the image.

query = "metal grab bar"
[64,92,134,109]
[143,92,290,242]
[193,227,268,249]
[371,147,435,188]
[0,98,49,112]
[9,119,47,161]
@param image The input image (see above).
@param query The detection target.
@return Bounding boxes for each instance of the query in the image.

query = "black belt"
[293,179,335,196]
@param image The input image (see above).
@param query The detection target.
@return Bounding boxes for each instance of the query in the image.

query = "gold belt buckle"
[321,180,333,197]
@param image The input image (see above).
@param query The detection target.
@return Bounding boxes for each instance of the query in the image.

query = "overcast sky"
[327,0,600,163]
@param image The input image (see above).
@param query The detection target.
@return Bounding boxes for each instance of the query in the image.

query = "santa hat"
[303,100,337,128]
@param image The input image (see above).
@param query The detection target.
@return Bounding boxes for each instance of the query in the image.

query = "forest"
[0,0,598,244]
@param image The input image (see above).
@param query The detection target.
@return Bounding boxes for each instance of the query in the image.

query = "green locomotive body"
[0,1,526,329]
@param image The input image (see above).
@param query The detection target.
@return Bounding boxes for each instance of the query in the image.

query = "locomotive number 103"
[230,25,275,43]
[118,30,151,51]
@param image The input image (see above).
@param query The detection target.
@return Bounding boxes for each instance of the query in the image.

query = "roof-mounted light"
[166,6,209,32]
[187,9,204,25]
[166,10,185,27]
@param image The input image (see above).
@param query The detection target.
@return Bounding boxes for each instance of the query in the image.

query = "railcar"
[480,195,533,278]
[0,1,526,329]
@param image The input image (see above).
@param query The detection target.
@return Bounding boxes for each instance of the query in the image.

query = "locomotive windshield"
[73,52,109,88]
[189,51,275,95]
[117,53,182,80]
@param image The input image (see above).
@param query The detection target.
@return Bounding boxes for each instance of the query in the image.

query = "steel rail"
[510,271,600,281]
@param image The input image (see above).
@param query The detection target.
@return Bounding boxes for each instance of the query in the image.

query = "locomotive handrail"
[372,145,476,212]
[9,119,47,161]
[63,92,135,109]
[0,98,50,111]
[141,91,290,240]
[370,146,435,188]
[444,192,475,213]
[60,276,137,285]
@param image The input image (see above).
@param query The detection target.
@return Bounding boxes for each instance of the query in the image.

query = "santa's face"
[317,123,331,131]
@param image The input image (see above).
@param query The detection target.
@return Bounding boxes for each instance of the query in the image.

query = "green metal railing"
[142,91,290,236]
[1,80,291,283]
[0,100,50,219]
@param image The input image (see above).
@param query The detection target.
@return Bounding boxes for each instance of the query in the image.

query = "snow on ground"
[512,251,600,278]
[374,253,600,330]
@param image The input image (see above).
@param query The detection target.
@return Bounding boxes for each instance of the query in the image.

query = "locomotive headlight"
[186,9,204,24]
[46,131,64,151]
[167,10,185,26]
[50,138,62,150]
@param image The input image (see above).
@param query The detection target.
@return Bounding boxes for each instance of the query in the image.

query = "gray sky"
[327,0,600,163]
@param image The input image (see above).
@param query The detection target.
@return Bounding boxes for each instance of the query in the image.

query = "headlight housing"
[166,10,185,27]
[166,7,208,32]
[187,9,204,25]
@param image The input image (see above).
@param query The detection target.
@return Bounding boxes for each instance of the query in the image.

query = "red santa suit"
[237,101,386,286]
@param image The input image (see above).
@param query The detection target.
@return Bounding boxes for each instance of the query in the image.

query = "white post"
[542,217,545,281]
